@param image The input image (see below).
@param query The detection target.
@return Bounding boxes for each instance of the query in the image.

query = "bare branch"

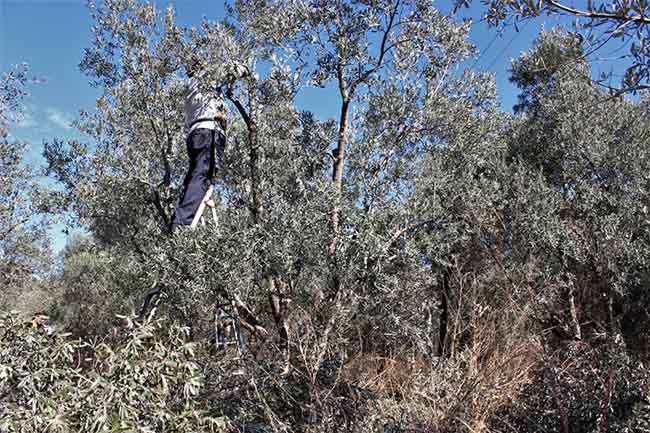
[226,88,251,128]
[545,0,650,25]
[381,219,445,254]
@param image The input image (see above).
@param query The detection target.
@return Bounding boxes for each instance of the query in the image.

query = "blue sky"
[0,0,607,253]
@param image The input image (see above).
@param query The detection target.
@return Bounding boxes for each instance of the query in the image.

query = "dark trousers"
[171,128,225,229]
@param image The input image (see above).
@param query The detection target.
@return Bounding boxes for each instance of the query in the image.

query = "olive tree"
[38,1,650,431]
[0,64,52,312]
[508,28,650,340]
[454,0,650,93]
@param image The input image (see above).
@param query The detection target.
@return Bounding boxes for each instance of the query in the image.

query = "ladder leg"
[190,185,214,229]
[211,206,218,227]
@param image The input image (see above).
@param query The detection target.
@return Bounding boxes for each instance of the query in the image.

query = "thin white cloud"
[17,109,36,128]
[45,107,74,130]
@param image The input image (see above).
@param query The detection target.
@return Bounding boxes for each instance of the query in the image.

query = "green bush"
[0,312,229,433]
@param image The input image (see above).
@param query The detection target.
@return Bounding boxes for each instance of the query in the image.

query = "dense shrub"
[0,312,229,433]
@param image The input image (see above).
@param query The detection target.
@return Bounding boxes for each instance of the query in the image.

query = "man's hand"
[226,63,255,83]
[234,63,249,79]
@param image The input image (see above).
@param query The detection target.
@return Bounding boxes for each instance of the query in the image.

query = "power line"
[470,31,500,69]
[469,17,515,70]
[484,19,532,71]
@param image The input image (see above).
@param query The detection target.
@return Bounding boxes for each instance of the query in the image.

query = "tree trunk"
[247,120,262,223]
[437,266,451,357]
[331,98,350,234]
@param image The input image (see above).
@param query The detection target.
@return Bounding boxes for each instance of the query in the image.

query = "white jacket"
[184,75,226,133]
[184,64,248,133]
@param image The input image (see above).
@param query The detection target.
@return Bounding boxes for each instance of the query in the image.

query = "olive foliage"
[2,0,649,432]
[0,64,52,313]
[455,0,650,93]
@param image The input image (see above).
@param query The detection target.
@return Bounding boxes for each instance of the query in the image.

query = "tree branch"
[381,219,445,255]
[545,0,650,25]
[0,217,30,242]
[352,0,400,91]
[147,115,170,227]
[226,89,251,128]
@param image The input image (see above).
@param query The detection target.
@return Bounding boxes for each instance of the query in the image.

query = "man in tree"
[170,56,248,233]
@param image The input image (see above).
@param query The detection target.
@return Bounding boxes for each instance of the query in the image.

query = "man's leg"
[171,129,214,230]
